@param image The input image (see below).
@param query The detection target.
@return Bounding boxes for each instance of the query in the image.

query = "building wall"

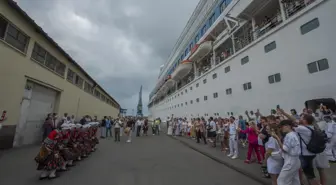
[0,1,119,148]
[150,0,335,119]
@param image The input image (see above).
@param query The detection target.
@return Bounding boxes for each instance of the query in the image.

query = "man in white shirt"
[207,117,217,147]
[136,118,143,137]
[228,116,239,159]
[114,119,122,142]
[295,114,320,185]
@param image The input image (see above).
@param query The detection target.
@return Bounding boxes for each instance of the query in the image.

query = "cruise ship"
[148,0,335,120]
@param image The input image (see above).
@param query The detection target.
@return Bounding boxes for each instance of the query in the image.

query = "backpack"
[298,126,328,154]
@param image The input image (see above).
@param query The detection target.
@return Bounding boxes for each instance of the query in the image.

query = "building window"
[32,43,47,64]
[307,59,329,74]
[190,86,193,90]
[212,73,217,79]
[213,92,218,98]
[226,88,232,95]
[45,53,57,71]
[203,79,207,84]
[0,16,30,53]
[301,18,319,35]
[0,16,7,39]
[224,66,231,73]
[264,41,276,53]
[67,69,75,83]
[243,82,252,91]
[101,95,106,101]
[268,73,281,84]
[241,56,249,65]
[190,100,193,104]
[204,96,208,101]
[84,82,93,93]
[196,98,199,103]
[75,75,84,88]
[196,83,199,88]
[94,89,101,98]
[209,13,216,26]
[32,43,66,76]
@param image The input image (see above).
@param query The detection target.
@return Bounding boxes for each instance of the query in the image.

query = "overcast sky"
[15,0,199,115]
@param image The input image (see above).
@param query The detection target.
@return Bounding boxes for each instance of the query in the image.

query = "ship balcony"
[171,60,193,81]
[195,52,213,76]
[282,0,317,18]
[214,38,234,66]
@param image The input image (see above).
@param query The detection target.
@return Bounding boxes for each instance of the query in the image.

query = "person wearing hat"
[58,124,74,170]
[272,120,301,185]
[35,128,63,180]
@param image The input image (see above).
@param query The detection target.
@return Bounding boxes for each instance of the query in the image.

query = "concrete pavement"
[171,135,336,185]
[0,132,261,185]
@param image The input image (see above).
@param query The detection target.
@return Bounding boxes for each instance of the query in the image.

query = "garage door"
[21,83,57,145]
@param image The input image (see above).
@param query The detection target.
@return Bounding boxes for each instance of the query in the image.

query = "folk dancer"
[35,128,64,180]
[58,123,75,169]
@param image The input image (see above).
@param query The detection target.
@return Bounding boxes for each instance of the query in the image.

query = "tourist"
[136,118,142,137]
[238,121,261,164]
[228,116,239,159]
[114,119,122,142]
[273,120,301,185]
[105,117,112,138]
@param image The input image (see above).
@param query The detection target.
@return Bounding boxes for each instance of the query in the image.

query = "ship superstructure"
[148,0,336,119]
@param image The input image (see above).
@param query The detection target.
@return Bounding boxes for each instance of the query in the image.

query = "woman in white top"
[265,124,284,185]
[272,120,301,185]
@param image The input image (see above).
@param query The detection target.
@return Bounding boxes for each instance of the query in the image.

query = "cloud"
[16,0,198,115]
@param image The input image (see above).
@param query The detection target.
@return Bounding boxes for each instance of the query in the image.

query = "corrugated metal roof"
[5,0,120,108]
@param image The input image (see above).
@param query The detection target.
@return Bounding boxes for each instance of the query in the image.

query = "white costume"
[265,137,284,174]
[325,120,336,161]
[277,131,301,185]
[228,121,238,158]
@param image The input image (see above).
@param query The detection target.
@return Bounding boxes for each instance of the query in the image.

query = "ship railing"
[282,0,316,19]
[234,22,254,52]
[255,10,283,39]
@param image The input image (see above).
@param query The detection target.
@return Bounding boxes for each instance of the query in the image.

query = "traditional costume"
[35,129,64,179]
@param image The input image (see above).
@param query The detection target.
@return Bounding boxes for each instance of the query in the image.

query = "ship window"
[209,13,216,26]
[195,35,199,43]
[264,41,276,53]
[243,82,252,91]
[241,56,249,65]
[201,25,207,35]
[307,59,329,74]
[203,79,207,84]
[190,86,193,91]
[225,66,231,73]
[213,92,218,98]
[196,98,199,103]
[190,100,193,104]
[196,83,199,88]
[204,96,208,101]
[185,102,187,106]
[181,103,183,107]
[181,92,183,95]
[185,89,188,93]
[268,73,281,84]
[301,18,319,35]
[226,88,232,95]
[212,73,217,79]
[220,1,227,13]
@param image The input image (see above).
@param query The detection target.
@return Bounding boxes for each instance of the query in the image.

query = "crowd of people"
[166,104,336,185]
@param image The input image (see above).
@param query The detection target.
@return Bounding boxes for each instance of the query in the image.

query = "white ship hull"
[149,0,335,119]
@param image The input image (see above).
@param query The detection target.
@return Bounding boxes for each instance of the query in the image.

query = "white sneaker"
[232,155,238,159]
[227,153,233,157]
[126,140,131,143]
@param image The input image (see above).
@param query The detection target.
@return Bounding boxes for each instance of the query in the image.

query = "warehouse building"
[0,0,120,149]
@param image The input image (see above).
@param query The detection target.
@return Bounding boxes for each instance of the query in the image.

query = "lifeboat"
[189,41,213,62]
[165,75,175,89]
[171,60,193,81]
